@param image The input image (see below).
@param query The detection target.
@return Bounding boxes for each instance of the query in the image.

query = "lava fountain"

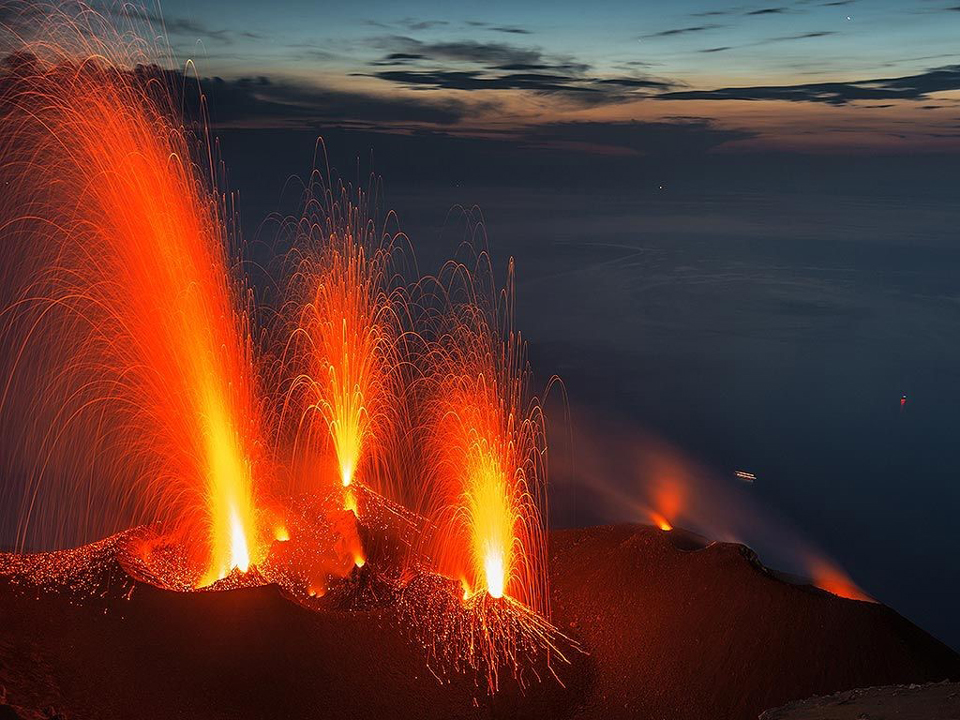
[406,248,568,690]
[419,256,547,608]
[280,174,409,507]
[0,9,269,586]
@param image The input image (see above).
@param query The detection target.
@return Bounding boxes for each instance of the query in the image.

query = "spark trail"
[0,5,270,586]
[404,244,570,690]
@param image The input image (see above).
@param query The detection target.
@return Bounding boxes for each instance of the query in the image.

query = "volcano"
[0,523,956,720]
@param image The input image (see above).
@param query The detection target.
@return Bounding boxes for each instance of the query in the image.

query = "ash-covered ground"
[0,523,956,720]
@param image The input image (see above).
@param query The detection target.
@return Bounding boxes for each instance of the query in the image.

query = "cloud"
[191,72,470,127]
[0,51,476,129]
[488,26,532,35]
[381,52,424,63]
[369,69,655,99]
[691,9,736,17]
[372,36,545,68]
[692,4,807,19]
[57,63,467,128]
[402,19,448,31]
[466,20,531,34]
[368,68,675,105]
[640,24,724,39]
[110,5,264,44]
[365,18,449,31]
[367,36,674,105]
[699,30,835,52]
[594,78,675,89]
[659,64,960,105]
[763,30,834,41]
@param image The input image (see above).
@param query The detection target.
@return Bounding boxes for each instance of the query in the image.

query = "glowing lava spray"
[280,174,409,510]
[419,256,548,609]
[0,7,269,585]
[394,246,572,691]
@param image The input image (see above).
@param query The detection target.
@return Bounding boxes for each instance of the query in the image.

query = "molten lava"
[280,180,407,509]
[651,512,673,532]
[484,551,505,599]
[0,23,268,585]
[0,7,573,694]
[431,385,524,600]
[417,257,548,612]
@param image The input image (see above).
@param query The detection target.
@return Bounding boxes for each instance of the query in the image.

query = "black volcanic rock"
[0,523,956,719]
[0,704,22,720]
[760,681,960,719]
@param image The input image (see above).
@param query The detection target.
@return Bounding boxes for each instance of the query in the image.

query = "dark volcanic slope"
[0,524,956,720]
[548,525,958,720]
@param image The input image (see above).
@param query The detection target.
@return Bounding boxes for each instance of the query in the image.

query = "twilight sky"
[133,0,960,153]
